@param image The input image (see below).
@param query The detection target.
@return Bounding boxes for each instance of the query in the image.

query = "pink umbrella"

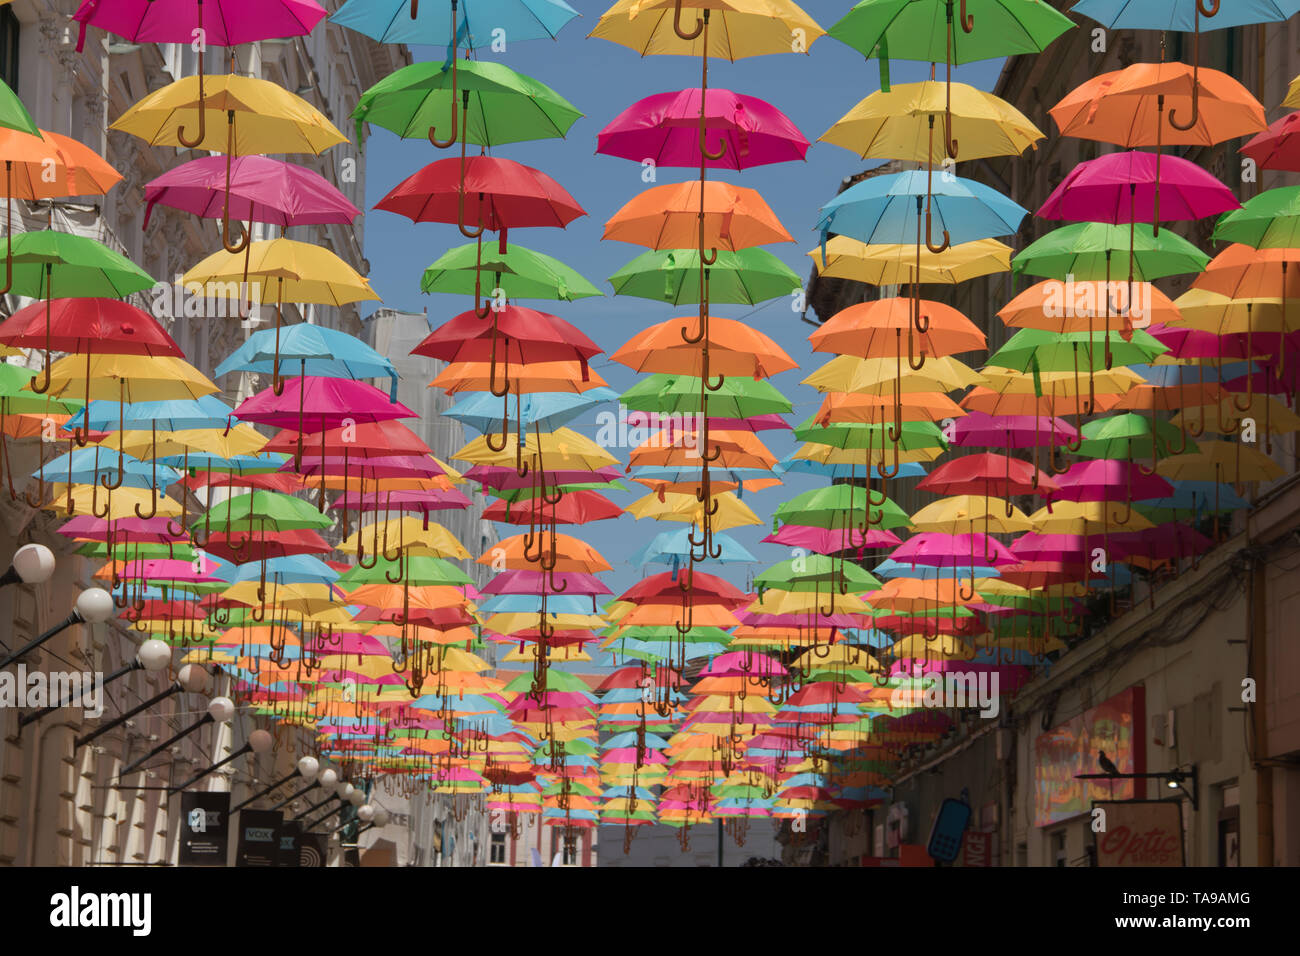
[144,156,360,231]
[1053,460,1175,515]
[597,88,809,170]
[1038,150,1240,225]
[328,488,473,514]
[234,376,415,470]
[73,0,327,155]
[950,410,1077,448]
[762,523,902,554]
[57,514,186,544]
[699,651,787,678]
[890,532,1017,568]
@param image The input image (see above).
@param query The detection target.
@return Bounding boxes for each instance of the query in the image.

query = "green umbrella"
[0,364,80,414]
[335,555,473,589]
[1012,222,1209,282]
[754,554,882,592]
[0,78,38,136]
[793,416,947,452]
[775,484,912,532]
[352,58,582,148]
[986,328,1168,374]
[502,669,591,694]
[621,374,792,418]
[828,0,1074,64]
[8,230,156,298]
[608,248,801,306]
[1074,413,1189,464]
[420,240,601,301]
[193,490,332,535]
[1212,186,1300,249]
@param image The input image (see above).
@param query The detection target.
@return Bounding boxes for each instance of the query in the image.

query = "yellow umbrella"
[111,74,346,154]
[625,490,761,531]
[184,237,378,308]
[1028,500,1155,534]
[821,81,1043,163]
[338,518,470,560]
[29,353,218,403]
[1157,440,1284,486]
[589,0,824,60]
[44,483,182,518]
[803,354,983,394]
[911,495,1034,534]
[809,236,1012,285]
[747,589,867,615]
[95,425,268,460]
[452,427,618,471]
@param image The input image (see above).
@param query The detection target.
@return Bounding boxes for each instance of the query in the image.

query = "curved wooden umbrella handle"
[177,37,208,149]
[672,0,704,40]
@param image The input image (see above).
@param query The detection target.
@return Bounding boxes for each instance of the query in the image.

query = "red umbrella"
[201,528,332,563]
[917,452,1058,498]
[1241,111,1300,172]
[482,489,622,525]
[412,304,602,367]
[375,155,585,240]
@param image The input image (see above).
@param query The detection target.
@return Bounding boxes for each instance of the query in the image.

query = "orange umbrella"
[479,532,612,574]
[1050,62,1265,147]
[815,391,963,424]
[0,127,123,294]
[610,316,796,379]
[603,180,792,253]
[431,360,610,395]
[1050,62,1265,234]
[810,297,985,360]
[998,279,1180,332]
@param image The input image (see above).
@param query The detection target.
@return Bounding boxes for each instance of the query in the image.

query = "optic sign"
[179,792,230,866]
[1093,800,1184,867]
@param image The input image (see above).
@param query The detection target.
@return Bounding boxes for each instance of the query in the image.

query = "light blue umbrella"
[38,448,180,490]
[477,593,596,614]
[602,730,670,751]
[775,456,927,480]
[630,528,757,566]
[215,325,399,400]
[1071,0,1300,31]
[816,170,1028,250]
[444,388,617,434]
[873,558,1001,580]
[332,0,579,46]
[67,395,236,432]
[221,555,340,589]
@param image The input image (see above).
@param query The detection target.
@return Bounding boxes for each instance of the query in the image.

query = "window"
[489,831,507,865]
[550,830,578,866]
[1050,829,1067,867]
[0,7,18,92]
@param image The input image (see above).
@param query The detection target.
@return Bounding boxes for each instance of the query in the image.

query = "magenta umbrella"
[699,651,787,678]
[891,532,1017,568]
[1108,523,1213,563]
[950,410,1077,448]
[597,88,809,171]
[1052,459,1175,526]
[761,524,901,554]
[144,156,361,231]
[234,377,415,471]
[329,488,473,514]
[73,0,327,150]
[1038,150,1239,225]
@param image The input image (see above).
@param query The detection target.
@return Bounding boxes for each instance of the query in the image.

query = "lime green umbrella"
[335,555,473,589]
[0,78,38,136]
[8,230,156,298]
[77,541,199,562]
[986,328,1168,374]
[502,669,591,694]
[193,490,332,534]
[1012,222,1208,282]
[1074,413,1188,463]
[352,58,582,148]
[621,374,792,418]
[754,554,881,592]
[420,240,601,301]
[775,484,912,532]
[793,416,947,452]
[828,0,1074,65]
[0,364,80,414]
[1212,186,1300,249]
[608,248,800,306]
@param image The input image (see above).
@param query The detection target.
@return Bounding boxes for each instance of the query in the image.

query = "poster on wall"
[179,792,230,866]
[1093,800,1184,866]
[235,809,283,867]
[1034,686,1146,826]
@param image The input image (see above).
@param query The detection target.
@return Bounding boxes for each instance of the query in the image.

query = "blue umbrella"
[38,448,180,491]
[332,0,580,47]
[816,170,1028,250]
[1071,0,1300,32]
[478,593,595,614]
[221,555,340,588]
[630,528,757,566]
[444,388,617,434]
[67,395,236,432]
[873,558,1001,580]
[215,325,399,399]
[603,730,670,750]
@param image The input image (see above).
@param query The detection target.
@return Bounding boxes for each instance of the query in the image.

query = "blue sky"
[358,1,1006,598]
